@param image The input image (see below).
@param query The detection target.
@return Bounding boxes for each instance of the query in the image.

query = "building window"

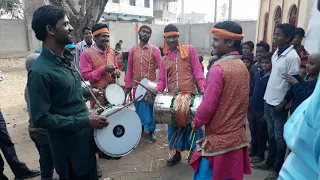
[263,13,269,42]
[272,6,282,51]
[129,0,135,6]
[144,0,150,8]
[112,0,119,3]
[289,5,298,25]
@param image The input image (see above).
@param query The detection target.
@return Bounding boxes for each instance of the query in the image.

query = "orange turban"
[135,24,152,33]
[163,31,188,59]
[211,27,244,40]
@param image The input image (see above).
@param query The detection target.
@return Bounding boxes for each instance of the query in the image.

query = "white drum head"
[94,107,142,157]
[135,78,148,101]
[105,84,125,105]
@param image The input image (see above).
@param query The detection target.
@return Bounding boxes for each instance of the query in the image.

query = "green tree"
[0,0,23,19]
[49,0,109,42]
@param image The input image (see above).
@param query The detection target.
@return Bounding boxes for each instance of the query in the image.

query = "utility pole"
[181,0,185,24]
[228,0,232,20]
[214,0,218,23]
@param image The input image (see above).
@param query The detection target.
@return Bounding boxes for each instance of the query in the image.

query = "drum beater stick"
[73,65,104,109]
[104,94,143,118]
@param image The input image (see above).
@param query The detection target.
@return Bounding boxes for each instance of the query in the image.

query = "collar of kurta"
[138,42,151,50]
[92,43,110,54]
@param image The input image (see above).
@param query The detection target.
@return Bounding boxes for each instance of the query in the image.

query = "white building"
[103,0,154,22]
[153,0,178,24]
[179,12,207,24]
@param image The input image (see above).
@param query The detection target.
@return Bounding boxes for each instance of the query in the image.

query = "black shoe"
[249,151,256,157]
[14,170,41,180]
[251,162,273,171]
[250,156,264,164]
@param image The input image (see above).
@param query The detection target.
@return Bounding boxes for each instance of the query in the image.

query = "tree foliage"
[0,0,23,19]
[49,0,109,42]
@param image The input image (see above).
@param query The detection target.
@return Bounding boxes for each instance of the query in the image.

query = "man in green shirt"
[28,5,108,180]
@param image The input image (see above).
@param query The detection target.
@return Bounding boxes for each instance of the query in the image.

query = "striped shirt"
[75,40,93,70]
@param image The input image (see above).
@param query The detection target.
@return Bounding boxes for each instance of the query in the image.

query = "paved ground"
[0,58,270,179]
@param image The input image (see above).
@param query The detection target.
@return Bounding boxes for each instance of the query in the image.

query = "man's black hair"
[276,23,296,42]
[32,5,66,41]
[119,40,123,43]
[295,27,305,38]
[82,27,91,34]
[261,52,273,61]
[164,24,178,33]
[214,21,243,50]
[256,41,270,52]
[243,41,254,51]
[92,23,109,37]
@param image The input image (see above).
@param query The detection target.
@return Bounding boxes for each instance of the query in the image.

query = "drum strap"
[164,53,179,92]
[138,45,154,80]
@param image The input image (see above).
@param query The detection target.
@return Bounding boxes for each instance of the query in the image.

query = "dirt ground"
[0,57,269,180]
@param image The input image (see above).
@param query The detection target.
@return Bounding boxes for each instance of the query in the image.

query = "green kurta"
[27,47,95,178]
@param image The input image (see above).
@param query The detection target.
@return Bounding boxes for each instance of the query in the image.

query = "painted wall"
[256,0,313,47]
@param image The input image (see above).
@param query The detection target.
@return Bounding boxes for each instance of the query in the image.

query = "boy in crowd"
[282,53,320,113]
[242,41,257,62]
[249,52,272,164]
[255,23,300,180]
[291,27,309,60]
[251,41,270,74]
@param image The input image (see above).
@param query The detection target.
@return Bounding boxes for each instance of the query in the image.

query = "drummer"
[125,24,165,142]
[190,21,251,179]
[80,23,121,108]
[156,24,206,167]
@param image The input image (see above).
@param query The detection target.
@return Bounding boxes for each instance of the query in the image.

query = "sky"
[177,0,260,22]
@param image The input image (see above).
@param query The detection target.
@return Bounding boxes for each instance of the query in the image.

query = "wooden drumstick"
[104,95,143,118]
[133,80,157,96]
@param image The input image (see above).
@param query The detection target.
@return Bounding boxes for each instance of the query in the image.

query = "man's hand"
[282,73,299,85]
[125,87,132,95]
[276,100,287,112]
[114,69,121,78]
[191,121,199,133]
[88,114,109,129]
[105,65,116,72]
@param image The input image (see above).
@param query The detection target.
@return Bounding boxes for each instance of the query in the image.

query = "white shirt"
[75,40,93,70]
[264,45,301,106]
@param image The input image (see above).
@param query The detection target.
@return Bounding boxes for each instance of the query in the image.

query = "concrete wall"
[0,19,30,52]
[1,20,257,56]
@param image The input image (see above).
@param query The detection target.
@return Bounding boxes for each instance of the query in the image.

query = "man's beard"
[139,36,149,43]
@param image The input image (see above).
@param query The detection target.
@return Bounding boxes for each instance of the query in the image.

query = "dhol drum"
[135,78,157,104]
[153,93,203,124]
[94,106,142,157]
[105,84,126,105]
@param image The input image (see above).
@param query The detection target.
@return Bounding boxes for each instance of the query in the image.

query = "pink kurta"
[125,43,165,91]
[157,45,206,92]
[190,55,251,180]
[80,45,119,84]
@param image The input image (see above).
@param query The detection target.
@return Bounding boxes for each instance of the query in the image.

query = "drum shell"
[153,93,203,124]
[136,78,157,104]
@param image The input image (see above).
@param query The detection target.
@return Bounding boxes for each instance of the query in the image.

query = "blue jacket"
[250,71,271,109]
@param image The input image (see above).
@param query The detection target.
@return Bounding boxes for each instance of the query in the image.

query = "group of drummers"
[25,4,253,180]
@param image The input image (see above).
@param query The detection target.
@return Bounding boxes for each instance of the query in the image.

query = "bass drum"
[105,84,126,105]
[94,106,142,157]
[153,93,203,124]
